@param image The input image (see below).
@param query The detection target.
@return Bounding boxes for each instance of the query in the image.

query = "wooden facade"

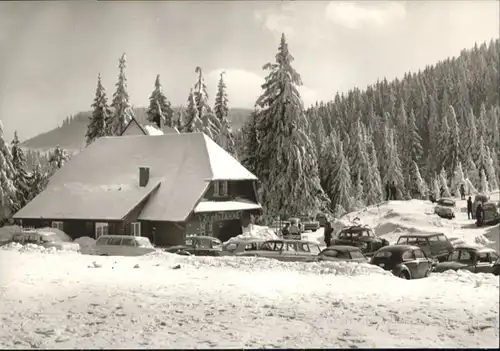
[17,179,260,247]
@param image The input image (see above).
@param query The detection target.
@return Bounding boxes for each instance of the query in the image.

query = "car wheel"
[399,271,410,280]
[424,269,431,278]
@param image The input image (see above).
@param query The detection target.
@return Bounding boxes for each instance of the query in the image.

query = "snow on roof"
[15,133,258,222]
[143,125,164,135]
[141,123,180,136]
[194,199,261,213]
[202,134,257,181]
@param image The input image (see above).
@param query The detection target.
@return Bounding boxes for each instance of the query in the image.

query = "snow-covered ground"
[304,191,500,252]
[0,192,498,348]
[0,245,499,348]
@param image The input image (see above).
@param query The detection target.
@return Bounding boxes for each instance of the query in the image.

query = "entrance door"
[214,219,242,242]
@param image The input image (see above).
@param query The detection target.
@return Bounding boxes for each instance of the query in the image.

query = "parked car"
[432,245,500,275]
[297,215,320,232]
[10,230,80,252]
[434,198,456,219]
[370,245,435,279]
[237,239,321,262]
[317,245,369,263]
[481,202,500,226]
[221,239,264,256]
[330,225,389,256]
[93,235,156,256]
[396,232,453,262]
[472,194,490,219]
[165,235,223,256]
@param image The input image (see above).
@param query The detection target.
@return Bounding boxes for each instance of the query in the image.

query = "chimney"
[139,167,150,187]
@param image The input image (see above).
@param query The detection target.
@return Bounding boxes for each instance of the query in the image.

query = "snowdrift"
[0,225,22,245]
[333,198,498,248]
[74,236,97,254]
[224,224,279,243]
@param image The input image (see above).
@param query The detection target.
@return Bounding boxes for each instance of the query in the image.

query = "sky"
[0,1,498,142]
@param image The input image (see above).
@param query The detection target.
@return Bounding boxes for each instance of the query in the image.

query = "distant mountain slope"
[20,107,252,152]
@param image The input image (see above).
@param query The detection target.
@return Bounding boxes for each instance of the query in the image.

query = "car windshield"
[135,237,153,248]
[184,238,194,246]
[450,249,474,263]
[350,250,365,259]
[406,237,428,246]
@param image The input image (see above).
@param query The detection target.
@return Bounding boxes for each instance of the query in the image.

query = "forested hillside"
[20,107,251,152]
[238,38,499,218]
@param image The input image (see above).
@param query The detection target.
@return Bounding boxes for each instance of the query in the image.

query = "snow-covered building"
[13,133,261,246]
[121,114,180,136]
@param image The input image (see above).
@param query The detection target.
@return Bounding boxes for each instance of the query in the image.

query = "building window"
[95,222,109,239]
[51,221,64,231]
[131,222,141,236]
[213,180,228,197]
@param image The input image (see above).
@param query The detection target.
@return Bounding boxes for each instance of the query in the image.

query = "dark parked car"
[237,239,321,262]
[165,236,223,256]
[434,198,456,219]
[396,233,453,262]
[432,245,500,275]
[331,225,389,256]
[221,239,264,256]
[481,202,500,226]
[317,245,369,263]
[370,245,435,279]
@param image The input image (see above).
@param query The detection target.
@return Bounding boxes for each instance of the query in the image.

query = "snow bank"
[337,199,497,248]
[0,249,497,349]
[74,236,96,255]
[0,242,78,254]
[143,250,390,276]
[225,224,279,243]
[0,225,22,244]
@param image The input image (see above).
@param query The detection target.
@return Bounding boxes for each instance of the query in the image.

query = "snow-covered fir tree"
[331,140,353,216]
[318,133,338,206]
[146,75,173,129]
[216,117,236,156]
[366,141,383,205]
[183,89,202,133]
[382,129,404,200]
[450,161,466,196]
[0,121,17,219]
[198,112,221,140]
[476,136,489,179]
[485,147,499,190]
[109,53,132,135]
[479,168,489,193]
[431,176,440,200]
[409,161,428,199]
[214,71,229,123]
[439,168,451,198]
[240,110,259,176]
[353,174,365,210]
[86,73,111,146]
[347,115,370,189]
[48,145,69,170]
[463,108,478,163]
[193,66,211,118]
[445,105,461,180]
[426,94,440,177]
[253,33,327,217]
[465,155,480,189]
[28,163,46,201]
[10,131,31,212]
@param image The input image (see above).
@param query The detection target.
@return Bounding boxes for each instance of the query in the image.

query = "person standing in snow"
[385,182,390,201]
[467,196,473,220]
[324,221,333,247]
[460,184,466,200]
[475,203,484,227]
[390,181,397,200]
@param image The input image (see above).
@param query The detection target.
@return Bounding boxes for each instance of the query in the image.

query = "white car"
[93,235,156,256]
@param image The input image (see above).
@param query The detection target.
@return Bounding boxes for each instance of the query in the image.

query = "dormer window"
[213,180,228,197]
